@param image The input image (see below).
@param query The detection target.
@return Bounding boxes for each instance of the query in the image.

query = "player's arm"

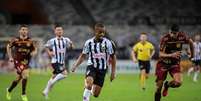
[150,45,155,59]
[188,39,194,59]
[159,37,181,59]
[131,45,138,63]
[71,41,89,72]
[71,53,86,72]
[7,39,15,62]
[31,41,37,56]
[45,40,54,57]
[110,54,116,82]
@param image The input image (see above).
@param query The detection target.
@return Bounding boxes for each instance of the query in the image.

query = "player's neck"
[56,36,63,39]
[140,41,147,45]
[20,35,28,40]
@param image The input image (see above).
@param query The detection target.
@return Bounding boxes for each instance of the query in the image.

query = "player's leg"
[163,64,182,97]
[91,70,106,97]
[42,63,67,98]
[7,74,22,100]
[21,68,29,101]
[83,76,94,101]
[91,84,102,97]
[140,69,146,90]
[193,64,200,82]
[155,62,167,101]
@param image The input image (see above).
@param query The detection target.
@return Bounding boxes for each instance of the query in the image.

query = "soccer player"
[131,32,155,90]
[187,34,201,82]
[154,24,194,101]
[71,23,116,101]
[42,24,73,99]
[6,24,37,101]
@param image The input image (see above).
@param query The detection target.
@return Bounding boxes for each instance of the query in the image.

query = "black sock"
[22,79,27,95]
[8,80,19,92]
[155,92,161,101]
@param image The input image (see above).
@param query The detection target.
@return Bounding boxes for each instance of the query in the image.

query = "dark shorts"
[192,60,201,66]
[85,65,107,87]
[14,59,29,75]
[52,63,65,74]
[155,62,180,82]
[138,60,151,73]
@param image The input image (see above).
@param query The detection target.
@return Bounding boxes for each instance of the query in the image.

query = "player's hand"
[110,72,116,82]
[170,51,181,59]
[133,59,138,63]
[9,57,14,62]
[48,51,55,57]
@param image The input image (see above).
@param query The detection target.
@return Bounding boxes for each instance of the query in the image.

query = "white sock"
[43,73,66,95]
[83,88,91,101]
[188,67,194,76]
[51,73,66,84]
[43,78,53,95]
[193,71,199,82]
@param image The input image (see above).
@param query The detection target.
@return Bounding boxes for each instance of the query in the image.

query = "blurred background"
[0,0,200,73]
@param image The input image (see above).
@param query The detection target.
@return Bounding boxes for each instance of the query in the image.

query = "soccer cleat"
[6,88,11,100]
[162,81,169,97]
[42,92,49,100]
[21,95,28,101]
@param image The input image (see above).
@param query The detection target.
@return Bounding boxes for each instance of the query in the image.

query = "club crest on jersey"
[101,44,106,51]
[176,43,181,48]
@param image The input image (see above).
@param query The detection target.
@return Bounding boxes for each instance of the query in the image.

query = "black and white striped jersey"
[193,42,201,60]
[45,37,72,64]
[82,37,115,70]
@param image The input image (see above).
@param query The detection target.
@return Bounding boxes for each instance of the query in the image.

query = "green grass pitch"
[0,72,201,101]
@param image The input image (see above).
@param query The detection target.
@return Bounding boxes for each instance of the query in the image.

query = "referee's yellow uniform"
[133,41,154,61]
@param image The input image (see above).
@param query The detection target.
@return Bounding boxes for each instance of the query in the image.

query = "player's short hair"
[54,24,63,29]
[19,24,28,28]
[94,23,105,29]
[170,24,179,32]
[140,32,147,35]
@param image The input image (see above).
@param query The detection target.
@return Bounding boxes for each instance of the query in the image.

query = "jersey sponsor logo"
[93,53,106,59]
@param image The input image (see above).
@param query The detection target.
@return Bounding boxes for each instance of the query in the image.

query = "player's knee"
[156,81,163,92]
[85,77,93,88]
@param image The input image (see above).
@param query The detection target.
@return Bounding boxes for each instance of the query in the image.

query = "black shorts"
[138,60,151,73]
[51,63,65,74]
[192,60,201,66]
[85,65,107,87]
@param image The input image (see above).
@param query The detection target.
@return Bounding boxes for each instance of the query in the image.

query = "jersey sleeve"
[8,38,17,48]
[107,40,115,55]
[82,41,89,54]
[65,38,73,48]
[133,44,138,52]
[159,37,166,52]
[182,32,191,43]
[150,43,154,50]
[45,39,53,49]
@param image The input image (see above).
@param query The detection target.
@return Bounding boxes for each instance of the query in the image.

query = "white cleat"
[42,91,49,100]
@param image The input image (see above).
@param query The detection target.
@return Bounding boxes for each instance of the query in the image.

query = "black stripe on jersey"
[54,40,58,63]
[104,41,108,61]
[58,39,62,63]
[99,42,105,70]
[89,42,94,65]
[62,39,65,63]
[94,41,100,68]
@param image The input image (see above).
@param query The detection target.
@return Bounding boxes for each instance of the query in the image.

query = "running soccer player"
[187,34,201,82]
[154,24,194,101]
[6,24,37,101]
[71,23,116,101]
[131,32,155,90]
[42,24,73,99]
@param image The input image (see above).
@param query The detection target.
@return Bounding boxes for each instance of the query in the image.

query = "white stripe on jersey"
[193,42,201,60]
[45,37,72,64]
[82,37,115,70]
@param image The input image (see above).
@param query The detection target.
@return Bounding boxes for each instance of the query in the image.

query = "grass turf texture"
[0,72,201,101]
